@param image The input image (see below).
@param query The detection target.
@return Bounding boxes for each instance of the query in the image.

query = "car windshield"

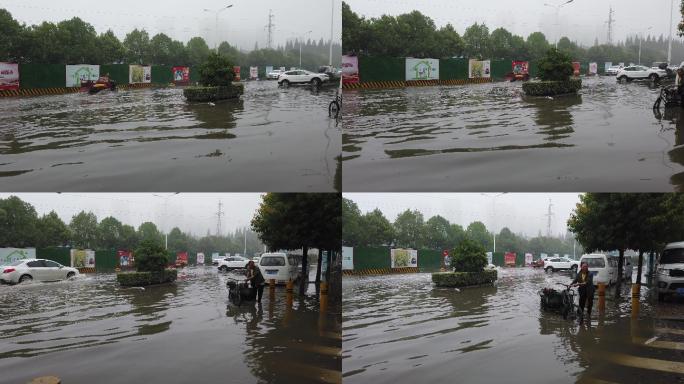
[260,256,286,266]
[661,248,684,264]
[583,258,605,268]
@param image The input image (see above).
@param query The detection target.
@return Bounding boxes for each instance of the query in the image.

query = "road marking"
[655,327,684,336]
[605,352,684,374]
[634,337,684,351]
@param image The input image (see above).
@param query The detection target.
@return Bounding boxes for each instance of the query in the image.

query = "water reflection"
[653,106,684,190]
[525,94,581,141]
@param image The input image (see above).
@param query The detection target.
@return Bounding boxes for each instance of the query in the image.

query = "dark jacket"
[247,267,265,286]
[572,270,595,296]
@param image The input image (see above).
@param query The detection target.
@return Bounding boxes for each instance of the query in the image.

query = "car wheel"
[649,73,658,81]
[66,272,75,279]
[311,78,322,86]
[19,274,32,283]
[219,266,228,272]
[545,267,553,273]
[618,76,627,82]
[281,80,289,87]
[570,265,578,273]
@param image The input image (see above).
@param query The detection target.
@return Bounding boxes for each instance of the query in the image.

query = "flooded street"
[343,268,684,384]
[0,81,340,191]
[342,76,684,191]
[0,267,341,384]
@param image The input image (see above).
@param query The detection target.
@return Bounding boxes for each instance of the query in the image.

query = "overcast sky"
[0,0,341,51]
[345,0,681,48]
[0,193,264,237]
[345,193,582,238]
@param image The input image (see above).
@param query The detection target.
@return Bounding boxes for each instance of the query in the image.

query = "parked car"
[605,65,622,76]
[655,241,684,302]
[217,256,250,272]
[544,257,579,273]
[258,252,303,284]
[616,65,668,82]
[579,253,618,286]
[531,258,545,268]
[267,69,284,80]
[609,255,633,281]
[1,259,79,284]
[318,65,342,81]
[277,70,329,86]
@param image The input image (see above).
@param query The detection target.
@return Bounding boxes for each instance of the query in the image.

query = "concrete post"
[631,283,640,318]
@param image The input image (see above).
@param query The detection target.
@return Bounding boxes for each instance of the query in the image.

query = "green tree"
[463,23,491,58]
[97,30,124,64]
[537,48,574,81]
[0,9,24,62]
[490,27,514,59]
[167,227,190,254]
[124,29,151,64]
[150,33,174,65]
[448,224,466,248]
[135,240,168,272]
[120,224,138,250]
[138,222,162,245]
[0,196,38,248]
[98,216,123,249]
[526,32,551,61]
[69,211,98,249]
[393,209,425,249]
[56,17,98,63]
[452,237,487,272]
[342,197,363,246]
[466,221,492,251]
[36,211,70,248]
[424,215,451,250]
[361,209,395,247]
[199,52,235,86]
[186,36,211,67]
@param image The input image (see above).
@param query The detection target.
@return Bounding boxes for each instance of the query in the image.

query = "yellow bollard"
[286,279,293,293]
[631,283,640,318]
[320,281,328,295]
[597,283,606,314]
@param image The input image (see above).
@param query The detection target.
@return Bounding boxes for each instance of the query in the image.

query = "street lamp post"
[153,193,180,250]
[544,0,574,48]
[481,193,507,254]
[204,4,234,52]
[300,30,313,69]
[638,27,653,65]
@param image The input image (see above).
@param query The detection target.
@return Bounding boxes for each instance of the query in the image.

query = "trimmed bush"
[452,238,487,272]
[432,270,498,288]
[199,52,235,86]
[522,78,582,96]
[135,240,169,272]
[117,269,178,286]
[538,48,574,82]
[183,84,244,102]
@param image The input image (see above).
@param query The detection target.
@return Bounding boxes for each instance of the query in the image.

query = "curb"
[342,78,493,89]
[343,267,420,275]
[0,83,158,98]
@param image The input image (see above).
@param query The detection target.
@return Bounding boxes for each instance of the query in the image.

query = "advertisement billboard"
[342,55,360,84]
[572,62,581,76]
[342,246,354,270]
[512,61,529,75]
[604,62,612,72]
[525,253,533,266]
[406,58,439,81]
[265,66,273,76]
[172,66,190,85]
[504,252,516,266]
[0,248,36,264]
[118,250,132,267]
[0,63,19,90]
[176,251,188,266]
[589,62,598,75]
[390,248,418,268]
[249,66,258,80]
[71,249,95,268]
[129,65,151,84]
[233,66,241,81]
[66,65,100,87]
[196,252,205,265]
[469,59,491,79]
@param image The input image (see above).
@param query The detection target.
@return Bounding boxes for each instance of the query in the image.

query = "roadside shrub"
[183,84,244,102]
[135,240,168,272]
[432,270,498,287]
[452,238,487,272]
[538,48,574,82]
[199,52,235,86]
[117,269,178,286]
[522,78,582,96]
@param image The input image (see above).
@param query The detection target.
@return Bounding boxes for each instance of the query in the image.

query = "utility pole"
[545,199,554,237]
[329,0,334,66]
[606,6,615,45]
[668,0,674,63]
[267,9,275,49]
[216,201,225,236]
[243,229,247,257]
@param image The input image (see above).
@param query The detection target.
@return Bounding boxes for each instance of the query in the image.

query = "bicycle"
[540,283,578,320]
[329,82,342,119]
[226,278,256,306]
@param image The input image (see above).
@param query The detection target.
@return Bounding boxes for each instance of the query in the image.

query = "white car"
[655,241,684,301]
[277,70,329,86]
[616,65,667,82]
[605,65,622,76]
[267,69,284,80]
[217,256,250,272]
[544,257,580,273]
[1,259,79,284]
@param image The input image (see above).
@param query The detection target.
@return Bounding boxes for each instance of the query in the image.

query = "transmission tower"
[266,9,275,49]
[545,199,554,237]
[606,6,615,45]
[216,201,225,236]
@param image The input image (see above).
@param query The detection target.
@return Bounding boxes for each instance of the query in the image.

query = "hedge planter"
[432,270,498,288]
[183,83,244,102]
[522,78,582,96]
[117,269,178,287]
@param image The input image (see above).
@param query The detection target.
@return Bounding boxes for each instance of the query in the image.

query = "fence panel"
[439,58,469,80]
[37,247,71,266]
[353,246,390,270]
[418,249,442,272]
[100,64,129,85]
[491,59,512,80]
[94,249,118,271]
[152,65,173,84]
[19,64,66,89]
[358,56,405,83]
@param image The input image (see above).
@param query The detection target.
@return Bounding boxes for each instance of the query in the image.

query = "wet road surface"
[342,77,684,191]
[0,267,341,384]
[0,81,340,191]
[342,268,684,384]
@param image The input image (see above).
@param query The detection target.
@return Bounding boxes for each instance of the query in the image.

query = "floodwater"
[342,76,684,191]
[0,267,341,384]
[343,268,684,384]
[0,81,341,191]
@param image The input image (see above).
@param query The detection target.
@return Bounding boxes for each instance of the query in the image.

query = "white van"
[579,253,619,286]
[258,252,302,284]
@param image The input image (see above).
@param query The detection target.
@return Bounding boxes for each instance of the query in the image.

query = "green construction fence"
[100,64,129,85]
[152,65,174,84]
[36,247,71,266]
[19,64,66,89]
[440,58,469,80]
[352,246,391,270]
[358,56,406,83]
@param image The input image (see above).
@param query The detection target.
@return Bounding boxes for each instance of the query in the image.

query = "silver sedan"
[1,258,79,284]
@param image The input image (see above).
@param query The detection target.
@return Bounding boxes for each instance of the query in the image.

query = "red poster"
[504,252,516,266]
[342,55,359,85]
[572,62,580,76]
[118,250,133,267]
[172,66,190,85]
[0,62,19,90]
[512,61,529,75]
[176,251,188,266]
[233,66,241,81]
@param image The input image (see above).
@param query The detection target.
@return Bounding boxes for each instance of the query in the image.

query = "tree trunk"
[300,245,309,294]
[315,249,322,284]
[636,249,644,285]
[615,248,624,297]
